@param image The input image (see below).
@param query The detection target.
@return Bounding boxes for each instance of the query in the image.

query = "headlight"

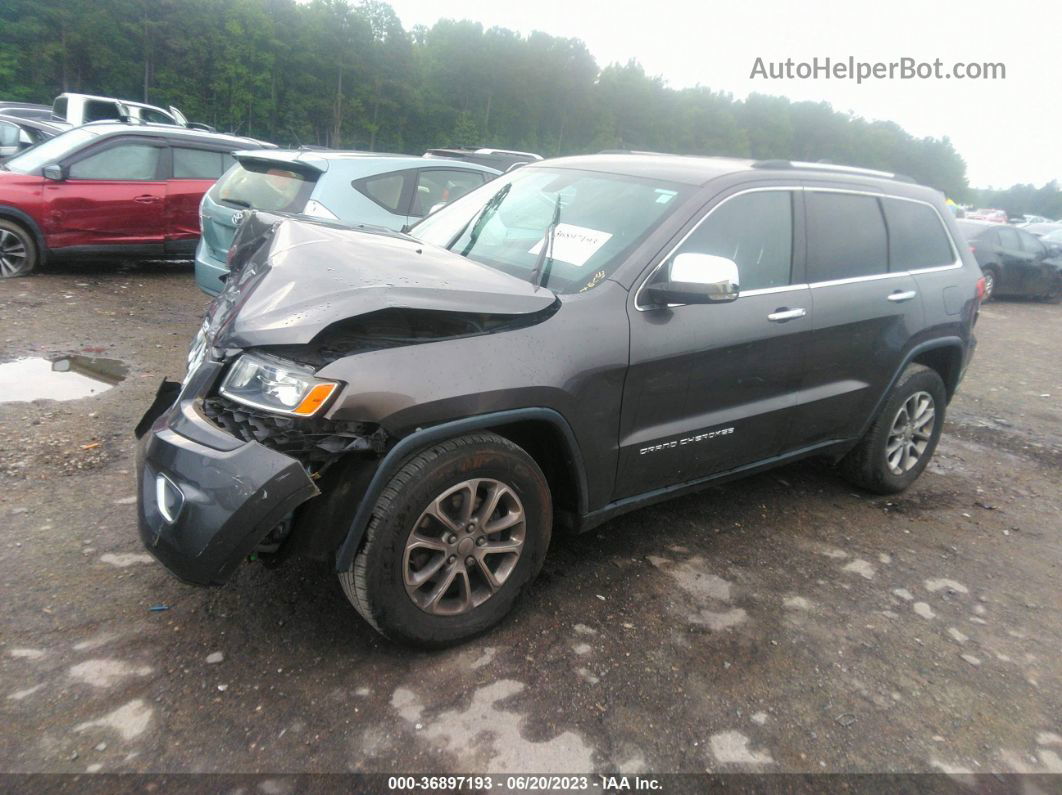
[219,353,340,417]
[183,321,210,386]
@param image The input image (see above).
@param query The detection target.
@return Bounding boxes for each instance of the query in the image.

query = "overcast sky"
[385,0,1059,189]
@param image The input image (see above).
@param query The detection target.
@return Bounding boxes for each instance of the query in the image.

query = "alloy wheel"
[402,478,526,616]
[885,391,936,475]
[0,228,29,278]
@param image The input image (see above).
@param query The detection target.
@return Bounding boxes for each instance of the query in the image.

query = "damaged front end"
[137,212,560,585]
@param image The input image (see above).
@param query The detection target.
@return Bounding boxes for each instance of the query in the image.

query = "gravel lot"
[0,259,1059,776]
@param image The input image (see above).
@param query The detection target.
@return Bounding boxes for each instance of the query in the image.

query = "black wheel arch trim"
[0,204,46,254]
[856,336,965,440]
[333,407,588,572]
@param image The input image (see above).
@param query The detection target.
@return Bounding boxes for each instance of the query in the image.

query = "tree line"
[1,0,1058,215]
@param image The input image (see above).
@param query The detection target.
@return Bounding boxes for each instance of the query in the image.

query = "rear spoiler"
[232,149,329,176]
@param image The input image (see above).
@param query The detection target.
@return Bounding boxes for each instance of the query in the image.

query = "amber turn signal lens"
[292,383,337,416]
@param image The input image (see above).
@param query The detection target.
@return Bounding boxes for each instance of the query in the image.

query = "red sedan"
[0,122,270,278]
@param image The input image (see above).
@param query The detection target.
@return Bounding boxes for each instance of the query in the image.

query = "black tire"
[981,266,999,301]
[0,219,39,278]
[340,432,552,647]
[838,365,947,495]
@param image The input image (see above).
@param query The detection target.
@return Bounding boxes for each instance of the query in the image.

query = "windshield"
[410,166,690,293]
[3,127,100,173]
[209,159,317,213]
[1043,229,1062,244]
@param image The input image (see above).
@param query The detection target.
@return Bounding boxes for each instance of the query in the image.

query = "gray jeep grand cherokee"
[136,154,982,645]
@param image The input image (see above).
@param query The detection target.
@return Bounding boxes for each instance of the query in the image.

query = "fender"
[333,407,588,572]
[855,336,966,440]
[0,204,47,255]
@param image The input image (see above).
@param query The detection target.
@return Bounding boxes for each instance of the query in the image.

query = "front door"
[44,138,165,250]
[615,188,811,499]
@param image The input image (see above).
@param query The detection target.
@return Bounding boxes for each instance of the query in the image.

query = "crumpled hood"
[206,214,557,348]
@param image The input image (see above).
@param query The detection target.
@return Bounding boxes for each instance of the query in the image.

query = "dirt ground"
[0,259,1059,778]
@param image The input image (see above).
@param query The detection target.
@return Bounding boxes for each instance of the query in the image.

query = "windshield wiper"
[446,182,511,255]
[529,194,562,289]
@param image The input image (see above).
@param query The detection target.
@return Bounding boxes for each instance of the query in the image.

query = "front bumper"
[136,377,319,586]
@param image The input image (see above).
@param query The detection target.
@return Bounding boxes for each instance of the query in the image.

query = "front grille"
[202,396,386,470]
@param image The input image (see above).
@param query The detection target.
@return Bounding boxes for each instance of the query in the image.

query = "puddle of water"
[0,356,128,404]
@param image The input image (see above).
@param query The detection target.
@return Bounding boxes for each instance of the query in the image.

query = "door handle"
[887,289,917,302]
[767,307,807,322]
[134,194,160,204]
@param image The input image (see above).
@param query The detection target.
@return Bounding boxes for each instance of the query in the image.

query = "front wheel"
[0,219,38,278]
[340,432,552,646]
[838,365,946,495]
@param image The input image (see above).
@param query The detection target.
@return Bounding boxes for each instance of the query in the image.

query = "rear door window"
[674,190,794,291]
[353,171,412,214]
[173,147,232,179]
[806,192,889,282]
[140,108,175,125]
[410,169,487,217]
[209,160,317,212]
[882,198,955,270]
[68,143,161,180]
[1019,230,1047,257]
[997,227,1022,250]
[84,100,121,123]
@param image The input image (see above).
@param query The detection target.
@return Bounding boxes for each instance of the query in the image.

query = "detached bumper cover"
[136,380,319,586]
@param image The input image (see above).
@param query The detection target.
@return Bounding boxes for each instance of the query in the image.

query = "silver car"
[195,150,499,295]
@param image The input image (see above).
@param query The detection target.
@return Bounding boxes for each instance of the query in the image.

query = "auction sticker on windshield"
[529,224,613,267]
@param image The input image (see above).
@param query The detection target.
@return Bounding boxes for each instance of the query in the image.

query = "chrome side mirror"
[646,252,740,305]
[43,163,64,181]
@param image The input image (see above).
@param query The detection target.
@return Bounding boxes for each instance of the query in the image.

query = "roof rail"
[752,159,917,183]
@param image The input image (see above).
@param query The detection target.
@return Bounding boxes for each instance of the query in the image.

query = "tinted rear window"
[173,147,233,179]
[806,192,888,282]
[997,227,1021,249]
[84,100,120,123]
[354,171,409,214]
[209,160,316,212]
[882,198,954,270]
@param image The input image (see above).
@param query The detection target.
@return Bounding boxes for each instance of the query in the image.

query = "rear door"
[1016,230,1055,295]
[995,226,1030,293]
[616,187,811,497]
[165,145,235,254]
[44,137,166,250]
[785,187,924,449]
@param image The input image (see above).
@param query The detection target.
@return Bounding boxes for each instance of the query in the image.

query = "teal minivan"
[195,150,499,294]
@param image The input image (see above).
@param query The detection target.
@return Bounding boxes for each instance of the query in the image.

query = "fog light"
[155,473,184,524]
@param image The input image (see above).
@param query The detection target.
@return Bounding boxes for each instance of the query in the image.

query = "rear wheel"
[0,219,38,278]
[838,365,946,495]
[340,432,552,646]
